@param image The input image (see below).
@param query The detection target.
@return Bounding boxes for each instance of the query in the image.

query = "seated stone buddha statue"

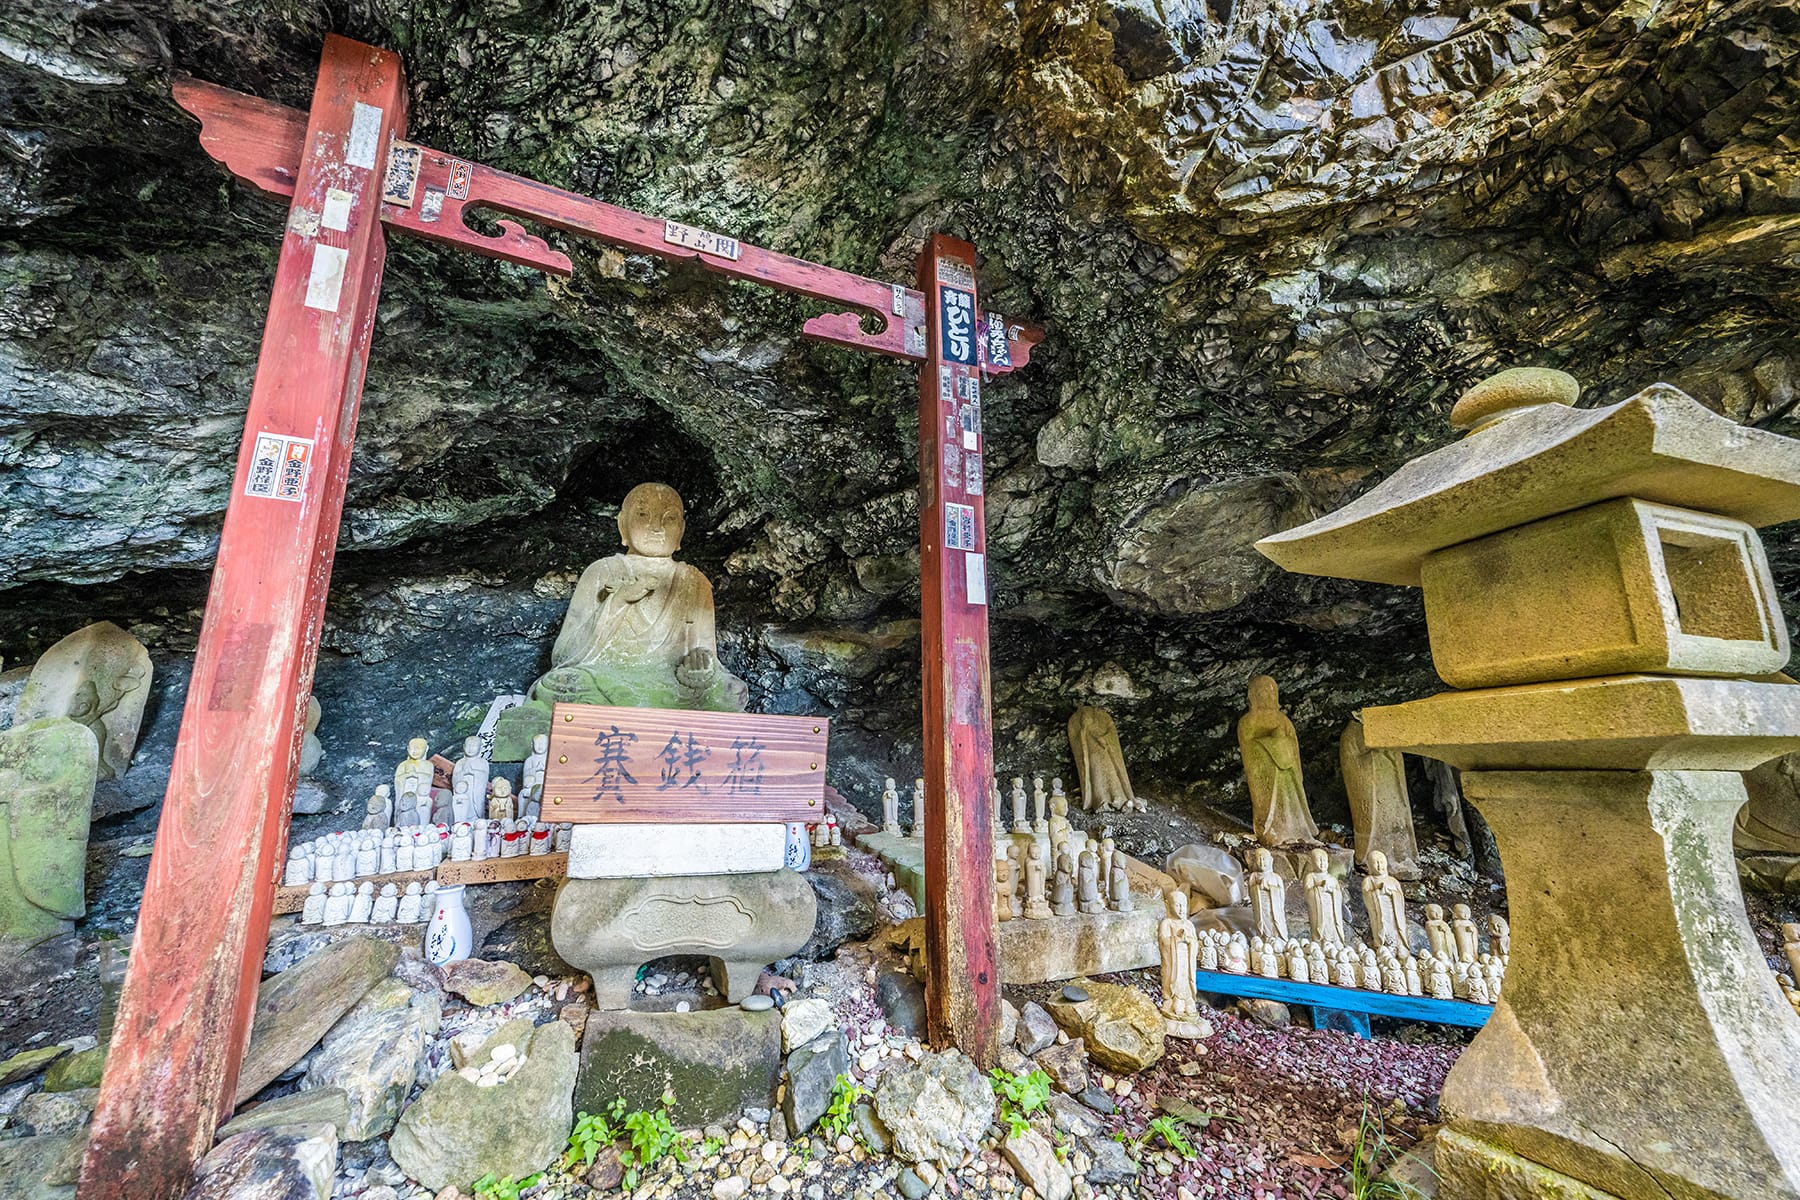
[492,482,746,758]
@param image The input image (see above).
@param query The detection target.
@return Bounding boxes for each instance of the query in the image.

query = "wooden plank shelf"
[270,853,568,915]
[1194,967,1494,1039]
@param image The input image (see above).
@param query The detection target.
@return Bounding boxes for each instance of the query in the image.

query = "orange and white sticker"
[246,432,315,502]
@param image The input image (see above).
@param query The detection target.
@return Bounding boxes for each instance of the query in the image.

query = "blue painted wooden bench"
[1194,968,1493,1039]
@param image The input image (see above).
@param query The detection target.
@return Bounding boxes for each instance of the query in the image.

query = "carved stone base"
[550,870,817,1009]
[1448,770,1800,1200]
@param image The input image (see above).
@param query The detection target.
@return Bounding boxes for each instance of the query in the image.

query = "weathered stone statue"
[1305,940,1328,983]
[1198,931,1219,972]
[1068,706,1145,813]
[995,848,1016,922]
[1302,847,1347,946]
[496,483,746,757]
[1340,713,1419,879]
[1425,904,1455,960]
[1736,751,1800,853]
[1051,848,1076,917]
[299,695,323,777]
[912,778,926,839]
[1246,848,1289,941]
[395,739,433,812]
[396,882,423,923]
[1077,847,1104,914]
[1487,914,1511,957]
[1361,850,1406,949]
[15,622,151,782]
[1426,758,1473,861]
[1237,676,1318,846]
[1222,932,1249,974]
[1108,865,1132,912]
[487,777,514,822]
[372,883,399,924]
[1047,782,1073,847]
[1032,776,1049,834]
[0,718,98,949]
[1023,842,1051,919]
[1010,776,1030,834]
[1286,940,1309,983]
[1451,903,1480,962]
[452,736,489,819]
[520,734,548,807]
[362,783,393,830]
[1158,889,1199,1019]
[301,883,326,925]
[880,777,901,835]
[1427,957,1454,1000]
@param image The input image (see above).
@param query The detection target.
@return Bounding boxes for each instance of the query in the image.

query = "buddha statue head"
[618,482,686,558]
[1248,674,1280,712]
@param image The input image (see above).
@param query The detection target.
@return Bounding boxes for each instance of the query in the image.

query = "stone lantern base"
[1442,770,1800,1200]
[550,871,817,1009]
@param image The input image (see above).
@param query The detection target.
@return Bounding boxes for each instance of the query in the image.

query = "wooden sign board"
[543,704,827,823]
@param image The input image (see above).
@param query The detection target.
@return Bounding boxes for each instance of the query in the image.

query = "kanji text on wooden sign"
[543,704,828,823]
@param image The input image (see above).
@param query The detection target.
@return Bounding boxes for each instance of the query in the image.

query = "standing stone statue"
[1158,889,1199,1019]
[1452,903,1481,962]
[0,718,98,949]
[1032,776,1049,834]
[880,777,901,835]
[298,695,323,777]
[1427,757,1473,861]
[1302,848,1347,946]
[1023,842,1051,919]
[1361,851,1407,949]
[15,622,151,782]
[1077,846,1104,914]
[1425,904,1455,960]
[520,734,549,808]
[1047,782,1073,846]
[1052,846,1076,917]
[912,778,926,839]
[395,739,434,812]
[1487,913,1511,957]
[995,848,1016,922]
[1340,713,1419,879]
[451,737,490,822]
[1067,705,1144,812]
[1108,865,1132,913]
[1236,676,1318,847]
[1246,848,1289,941]
[1010,777,1030,834]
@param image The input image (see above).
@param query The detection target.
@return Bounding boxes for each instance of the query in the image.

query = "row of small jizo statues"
[284,819,575,887]
[361,734,553,831]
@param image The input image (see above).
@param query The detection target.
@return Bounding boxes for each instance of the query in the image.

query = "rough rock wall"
[4,0,1799,822]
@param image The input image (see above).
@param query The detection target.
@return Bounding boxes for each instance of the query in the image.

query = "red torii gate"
[80,35,1039,1199]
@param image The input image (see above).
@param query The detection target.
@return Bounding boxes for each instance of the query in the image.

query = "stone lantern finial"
[1449,367,1581,434]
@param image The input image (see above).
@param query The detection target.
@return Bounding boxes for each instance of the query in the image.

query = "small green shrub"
[988,1068,1054,1138]
[821,1073,862,1140]
[471,1173,541,1200]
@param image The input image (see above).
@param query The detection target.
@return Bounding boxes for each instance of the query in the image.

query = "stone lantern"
[1257,369,1800,1200]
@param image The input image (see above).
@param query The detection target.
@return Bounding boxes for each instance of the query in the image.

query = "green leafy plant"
[471,1173,541,1200]
[563,1099,627,1170]
[821,1072,862,1140]
[1144,1115,1198,1159]
[988,1068,1054,1137]
[620,1097,685,1188]
[699,1134,725,1157]
[1348,1101,1433,1200]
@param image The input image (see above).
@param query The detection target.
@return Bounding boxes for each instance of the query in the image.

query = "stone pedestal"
[1445,770,1800,1200]
[550,871,816,1009]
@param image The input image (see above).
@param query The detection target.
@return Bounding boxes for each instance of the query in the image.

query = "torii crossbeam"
[81,35,1037,1199]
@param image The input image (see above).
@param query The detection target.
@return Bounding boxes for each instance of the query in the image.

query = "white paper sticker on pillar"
[244,432,315,503]
[938,365,953,402]
[966,453,984,495]
[966,552,988,605]
[346,102,383,169]
[304,244,348,312]
[945,502,975,551]
[321,188,354,232]
[891,283,906,316]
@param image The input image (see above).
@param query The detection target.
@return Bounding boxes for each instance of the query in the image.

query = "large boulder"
[236,937,399,1104]
[0,1131,83,1200]
[574,1007,781,1128]
[0,717,97,950]
[302,977,437,1140]
[1044,981,1165,1073]
[871,1049,994,1167]
[793,858,880,961]
[15,622,151,782]
[181,1127,336,1200]
[389,1019,576,1193]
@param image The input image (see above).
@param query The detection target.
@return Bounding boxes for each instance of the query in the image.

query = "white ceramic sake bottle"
[784,822,811,872]
[423,883,472,965]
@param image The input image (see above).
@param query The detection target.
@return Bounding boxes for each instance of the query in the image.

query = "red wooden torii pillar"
[80,35,1038,1199]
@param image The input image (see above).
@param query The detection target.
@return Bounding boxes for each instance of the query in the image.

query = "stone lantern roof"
[1255,379,1800,587]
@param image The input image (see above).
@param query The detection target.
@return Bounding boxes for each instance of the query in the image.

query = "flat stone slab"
[574,1007,781,1128]
[995,899,1160,985]
[219,1088,351,1140]
[235,936,399,1105]
[568,822,787,878]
